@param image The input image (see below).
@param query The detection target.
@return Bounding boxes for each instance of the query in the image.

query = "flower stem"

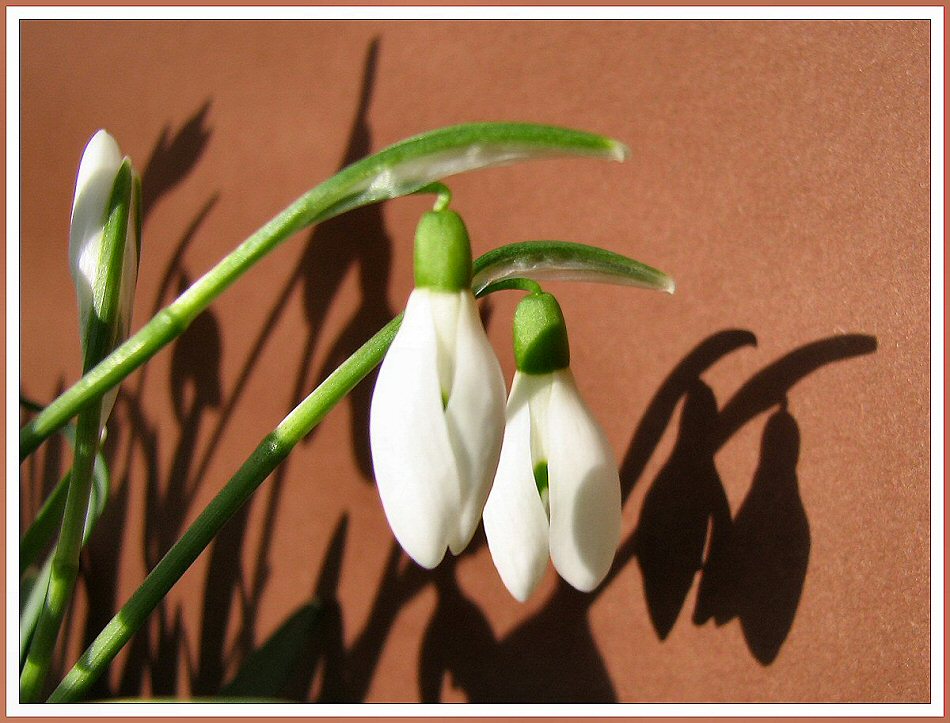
[46,238,671,702]
[478,277,544,295]
[21,162,134,702]
[48,316,402,702]
[20,403,101,701]
[20,123,627,462]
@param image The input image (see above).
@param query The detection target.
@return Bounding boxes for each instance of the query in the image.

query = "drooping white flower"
[68,129,140,427]
[483,292,621,601]
[369,209,506,568]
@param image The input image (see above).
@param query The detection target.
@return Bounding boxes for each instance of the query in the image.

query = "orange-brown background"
[18,20,931,702]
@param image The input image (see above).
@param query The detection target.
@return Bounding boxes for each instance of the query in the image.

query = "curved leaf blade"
[473,240,675,296]
[307,122,629,223]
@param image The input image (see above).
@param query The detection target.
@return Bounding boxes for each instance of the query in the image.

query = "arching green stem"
[20,123,627,461]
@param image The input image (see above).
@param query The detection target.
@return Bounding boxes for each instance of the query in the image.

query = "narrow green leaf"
[19,557,51,666]
[308,122,628,223]
[20,426,110,575]
[20,446,110,667]
[19,472,69,576]
[219,601,324,698]
[473,240,675,296]
[82,158,135,372]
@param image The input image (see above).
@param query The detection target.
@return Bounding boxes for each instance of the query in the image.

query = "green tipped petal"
[473,241,674,297]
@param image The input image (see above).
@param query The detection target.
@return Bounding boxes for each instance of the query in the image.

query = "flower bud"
[371,208,506,569]
[68,129,141,427]
[484,289,620,601]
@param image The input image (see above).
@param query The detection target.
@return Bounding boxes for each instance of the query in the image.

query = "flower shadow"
[633,377,730,639]
[624,331,876,664]
[412,329,876,700]
[417,534,617,703]
[693,402,810,664]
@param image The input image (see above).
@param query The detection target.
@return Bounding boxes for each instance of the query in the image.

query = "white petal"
[545,369,621,592]
[68,130,123,338]
[526,371,555,482]
[443,292,506,553]
[369,289,458,568]
[483,372,551,601]
[426,290,461,400]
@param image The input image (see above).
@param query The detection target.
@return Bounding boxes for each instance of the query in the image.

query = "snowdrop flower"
[68,129,140,428]
[370,208,506,568]
[483,292,621,601]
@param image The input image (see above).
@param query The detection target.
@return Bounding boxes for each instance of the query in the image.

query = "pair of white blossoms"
[69,131,620,603]
[370,209,621,601]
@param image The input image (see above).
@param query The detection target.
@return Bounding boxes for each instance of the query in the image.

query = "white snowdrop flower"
[68,129,140,428]
[483,292,621,601]
[370,209,506,568]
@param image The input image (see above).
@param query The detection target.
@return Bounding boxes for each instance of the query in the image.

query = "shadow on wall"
[21,35,879,701]
[187,36,394,697]
[626,331,877,665]
[200,329,877,703]
[76,97,219,701]
[407,331,877,701]
[74,37,394,699]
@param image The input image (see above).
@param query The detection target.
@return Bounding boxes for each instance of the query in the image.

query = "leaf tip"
[608,140,631,163]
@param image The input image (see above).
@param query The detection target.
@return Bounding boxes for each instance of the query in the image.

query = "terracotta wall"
[18,19,931,702]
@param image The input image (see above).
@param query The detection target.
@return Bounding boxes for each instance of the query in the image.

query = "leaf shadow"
[70,102,217,700]
[141,100,213,220]
[179,36,392,697]
[59,37,396,702]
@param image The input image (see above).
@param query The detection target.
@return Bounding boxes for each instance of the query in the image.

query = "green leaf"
[309,122,628,223]
[219,601,324,698]
[473,240,675,297]
[19,557,51,666]
[19,471,69,576]
[19,442,110,668]
[20,425,111,575]
[82,158,135,372]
